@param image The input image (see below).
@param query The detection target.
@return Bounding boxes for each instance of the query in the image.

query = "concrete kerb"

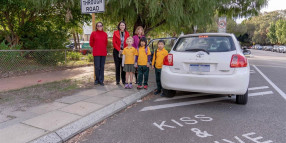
[29,86,155,143]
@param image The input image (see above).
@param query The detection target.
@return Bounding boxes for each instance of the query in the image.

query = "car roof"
[179,33,234,38]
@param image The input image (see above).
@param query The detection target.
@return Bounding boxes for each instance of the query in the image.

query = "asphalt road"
[69,49,286,143]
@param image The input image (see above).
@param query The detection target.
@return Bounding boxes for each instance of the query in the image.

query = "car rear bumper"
[161,66,249,95]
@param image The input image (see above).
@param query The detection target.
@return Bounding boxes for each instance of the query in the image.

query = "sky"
[236,0,286,23]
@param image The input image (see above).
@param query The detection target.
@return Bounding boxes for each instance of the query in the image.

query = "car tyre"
[162,89,176,98]
[236,89,248,105]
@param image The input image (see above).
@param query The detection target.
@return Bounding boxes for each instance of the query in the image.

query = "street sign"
[81,0,105,14]
[218,17,227,33]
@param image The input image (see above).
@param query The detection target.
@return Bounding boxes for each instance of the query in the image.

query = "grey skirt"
[123,64,135,72]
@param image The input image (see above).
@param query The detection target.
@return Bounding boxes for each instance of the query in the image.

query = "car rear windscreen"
[173,36,236,52]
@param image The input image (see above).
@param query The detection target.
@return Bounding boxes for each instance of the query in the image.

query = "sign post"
[218,17,227,33]
[81,0,105,81]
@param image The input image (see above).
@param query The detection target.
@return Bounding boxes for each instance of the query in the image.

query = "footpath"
[0,66,156,143]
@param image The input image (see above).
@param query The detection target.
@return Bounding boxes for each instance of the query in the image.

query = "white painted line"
[253,65,286,100]
[141,97,227,111]
[248,86,269,91]
[249,91,273,97]
[154,93,211,102]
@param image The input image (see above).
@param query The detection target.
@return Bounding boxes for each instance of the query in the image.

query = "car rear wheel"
[162,89,176,98]
[236,89,248,105]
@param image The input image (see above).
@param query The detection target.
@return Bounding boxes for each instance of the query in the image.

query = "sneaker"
[100,82,104,86]
[129,83,133,89]
[154,90,161,95]
[124,84,129,89]
[94,81,99,85]
[137,85,143,89]
[144,85,148,89]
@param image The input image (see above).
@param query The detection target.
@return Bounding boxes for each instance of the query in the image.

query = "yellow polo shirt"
[152,48,168,69]
[136,46,151,66]
[122,47,136,64]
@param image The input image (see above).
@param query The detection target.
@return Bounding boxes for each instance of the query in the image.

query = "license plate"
[190,64,210,72]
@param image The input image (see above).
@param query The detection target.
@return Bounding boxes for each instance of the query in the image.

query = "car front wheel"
[236,89,248,105]
[162,89,176,98]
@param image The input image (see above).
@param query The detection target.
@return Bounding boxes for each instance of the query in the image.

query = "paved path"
[0,66,96,92]
[0,72,156,143]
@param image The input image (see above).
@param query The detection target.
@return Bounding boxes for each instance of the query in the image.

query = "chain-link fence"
[0,49,114,78]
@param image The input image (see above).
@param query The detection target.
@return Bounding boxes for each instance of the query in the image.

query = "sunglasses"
[97,25,103,27]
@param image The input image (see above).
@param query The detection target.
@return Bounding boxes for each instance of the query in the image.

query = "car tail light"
[163,54,173,66]
[230,54,247,68]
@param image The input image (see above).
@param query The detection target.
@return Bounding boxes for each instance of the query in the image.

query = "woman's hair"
[126,36,134,43]
[135,26,144,35]
[96,22,103,30]
[117,21,127,31]
[139,37,147,48]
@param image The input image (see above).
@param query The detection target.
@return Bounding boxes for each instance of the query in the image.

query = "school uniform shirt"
[89,30,108,56]
[136,46,151,66]
[122,47,136,64]
[152,48,168,69]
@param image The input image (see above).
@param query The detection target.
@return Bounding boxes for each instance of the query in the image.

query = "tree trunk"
[133,16,145,36]
[76,32,80,49]
[72,32,77,50]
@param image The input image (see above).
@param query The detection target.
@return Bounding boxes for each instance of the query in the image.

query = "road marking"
[253,65,286,100]
[249,91,273,97]
[254,64,286,69]
[142,90,274,111]
[250,70,255,74]
[155,86,268,102]
[248,86,269,91]
[140,97,227,111]
[154,93,211,102]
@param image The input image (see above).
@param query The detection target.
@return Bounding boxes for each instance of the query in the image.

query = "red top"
[89,30,108,56]
[112,30,130,51]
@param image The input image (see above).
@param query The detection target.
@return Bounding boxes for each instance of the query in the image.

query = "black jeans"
[155,68,162,91]
[113,49,126,83]
[94,56,106,84]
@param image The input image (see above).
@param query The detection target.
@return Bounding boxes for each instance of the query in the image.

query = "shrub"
[67,51,81,61]
[87,54,94,62]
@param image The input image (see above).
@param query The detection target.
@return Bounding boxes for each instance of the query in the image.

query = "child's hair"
[139,37,147,48]
[139,37,148,54]
[126,36,134,43]
[158,40,165,45]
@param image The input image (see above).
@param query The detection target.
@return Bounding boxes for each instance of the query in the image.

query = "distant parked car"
[257,46,263,50]
[279,46,286,53]
[278,46,286,53]
[264,46,273,51]
[80,41,92,55]
[272,45,280,52]
[65,43,75,49]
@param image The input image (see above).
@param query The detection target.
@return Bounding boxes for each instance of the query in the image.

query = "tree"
[267,22,277,44]
[0,0,90,49]
[241,10,285,45]
[96,0,268,36]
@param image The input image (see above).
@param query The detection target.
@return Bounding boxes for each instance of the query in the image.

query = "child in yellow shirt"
[152,40,169,95]
[135,37,151,89]
[122,37,137,89]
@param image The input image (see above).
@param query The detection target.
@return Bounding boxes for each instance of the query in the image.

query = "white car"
[161,33,250,105]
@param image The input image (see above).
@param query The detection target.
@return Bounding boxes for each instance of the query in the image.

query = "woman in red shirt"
[112,21,130,85]
[89,22,108,86]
